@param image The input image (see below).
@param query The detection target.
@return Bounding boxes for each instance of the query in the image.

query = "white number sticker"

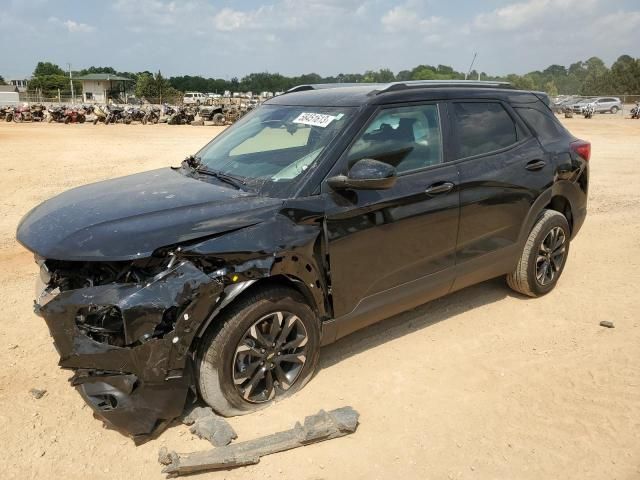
[293,112,336,128]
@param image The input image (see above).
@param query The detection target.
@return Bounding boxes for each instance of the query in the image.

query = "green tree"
[79,66,117,75]
[506,74,535,90]
[0,75,6,85]
[29,61,75,96]
[135,71,180,102]
[580,56,612,95]
[544,81,559,96]
[33,61,65,77]
[610,55,640,94]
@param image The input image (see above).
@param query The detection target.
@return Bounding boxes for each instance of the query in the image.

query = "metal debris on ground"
[181,406,237,447]
[29,388,47,399]
[158,446,178,466]
[161,406,360,477]
[599,320,615,328]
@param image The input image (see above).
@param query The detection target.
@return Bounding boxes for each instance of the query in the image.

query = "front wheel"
[507,209,570,297]
[197,286,320,416]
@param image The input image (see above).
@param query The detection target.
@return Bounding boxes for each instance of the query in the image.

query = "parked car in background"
[572,98,597,114]
[551,96,578,113]
[588,97,622,114]
[183,92,208,105]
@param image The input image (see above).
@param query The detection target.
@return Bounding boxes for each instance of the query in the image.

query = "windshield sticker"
[293,112,336,128]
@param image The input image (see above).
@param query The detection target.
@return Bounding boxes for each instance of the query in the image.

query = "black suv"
[16,81,590,442]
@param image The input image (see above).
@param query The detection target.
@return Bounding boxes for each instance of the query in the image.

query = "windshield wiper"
[197,167,246,190]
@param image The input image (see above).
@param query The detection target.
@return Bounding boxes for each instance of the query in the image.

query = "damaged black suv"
[17,81,590,442]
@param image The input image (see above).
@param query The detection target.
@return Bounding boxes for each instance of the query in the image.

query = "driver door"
[323,103,460,337]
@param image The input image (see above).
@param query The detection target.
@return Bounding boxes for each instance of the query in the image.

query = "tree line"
[7,54,640,98]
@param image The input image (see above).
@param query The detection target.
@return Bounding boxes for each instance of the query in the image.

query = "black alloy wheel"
[232,311,309,403]
[535,226,567,286]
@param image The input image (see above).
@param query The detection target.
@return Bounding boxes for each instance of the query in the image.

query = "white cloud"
[381,6,444,33]
[112,0,204,28]
[63,19,95,33]
[213,8,259,32]
[47,16,95,33]
[474,0,598,31]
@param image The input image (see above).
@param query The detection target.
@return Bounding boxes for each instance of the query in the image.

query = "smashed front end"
[35,255,224,443]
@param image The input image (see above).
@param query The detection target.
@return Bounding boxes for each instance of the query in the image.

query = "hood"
[16,168,282,261]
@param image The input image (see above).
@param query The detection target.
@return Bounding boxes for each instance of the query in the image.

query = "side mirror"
[327,158,397,191]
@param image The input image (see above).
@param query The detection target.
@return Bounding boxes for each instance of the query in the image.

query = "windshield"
[194,104,355,197]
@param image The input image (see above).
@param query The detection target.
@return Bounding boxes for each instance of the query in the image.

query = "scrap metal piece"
[599,320,615,328]
[30,388,47,399]
[182,406,237,447]
[161,406,359,477]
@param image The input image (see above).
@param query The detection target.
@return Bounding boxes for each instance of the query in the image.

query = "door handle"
[425,182,454,195]
[525,160,546,171]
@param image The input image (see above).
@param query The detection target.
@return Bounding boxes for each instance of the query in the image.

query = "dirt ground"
[0,117,638,480]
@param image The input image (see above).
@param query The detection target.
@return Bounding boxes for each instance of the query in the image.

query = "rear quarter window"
[452,102,521,159]
[515,107,569,145]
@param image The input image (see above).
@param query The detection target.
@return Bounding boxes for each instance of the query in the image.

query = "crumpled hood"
[16,168,282,261]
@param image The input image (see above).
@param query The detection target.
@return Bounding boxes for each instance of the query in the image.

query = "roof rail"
[285,83,376,94]
[284,80,514,96]
[371,80,514,95]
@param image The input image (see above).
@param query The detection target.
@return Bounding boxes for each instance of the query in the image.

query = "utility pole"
[465,52,478,80]
[68,63,75,103]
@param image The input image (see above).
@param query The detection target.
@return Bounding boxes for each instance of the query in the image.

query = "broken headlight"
[76,305,125,347]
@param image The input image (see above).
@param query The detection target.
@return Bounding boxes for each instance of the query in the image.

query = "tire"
[64,116,70,124]
[197,286,320,416]
[507,209,570,297]
[93,118,98,125]
[611,106,619,114]
[213,113,225,125]
[6,114,12,122]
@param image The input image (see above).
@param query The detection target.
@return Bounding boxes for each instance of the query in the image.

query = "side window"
[345,104,443,174]
[515,107,569,145]
[452,102,519,159]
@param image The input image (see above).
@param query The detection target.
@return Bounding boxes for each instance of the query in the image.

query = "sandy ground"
[0,117,639,480]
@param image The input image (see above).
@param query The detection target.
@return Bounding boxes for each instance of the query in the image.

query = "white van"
[183,92,208,105]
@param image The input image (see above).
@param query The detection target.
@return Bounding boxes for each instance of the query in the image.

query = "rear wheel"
[610,106,619,114]
[197,286,320,416]
[507,209,570,297]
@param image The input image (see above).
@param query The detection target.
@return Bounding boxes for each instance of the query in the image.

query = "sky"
[1,0,639,80]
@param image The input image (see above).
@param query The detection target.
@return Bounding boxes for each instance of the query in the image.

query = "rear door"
[449,100,552,289]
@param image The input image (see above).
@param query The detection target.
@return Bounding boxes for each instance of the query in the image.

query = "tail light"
[571,140,591,161]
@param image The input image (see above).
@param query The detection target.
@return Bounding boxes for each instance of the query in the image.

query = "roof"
[267,81,539,107]
[0,85,19,93]
[75,74,133,82]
